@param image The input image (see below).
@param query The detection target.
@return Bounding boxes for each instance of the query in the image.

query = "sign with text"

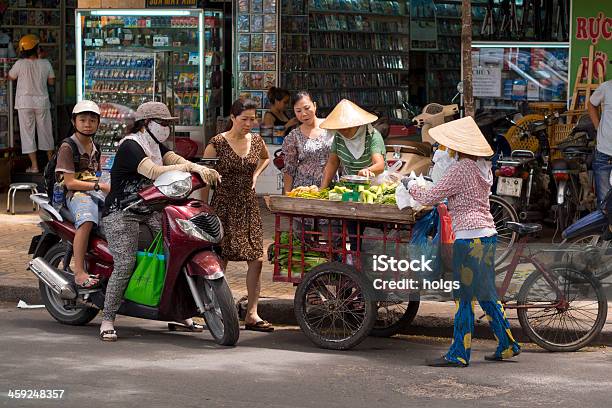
[473,66,502,98]
[569,2,611,92]
[146,0,197,8]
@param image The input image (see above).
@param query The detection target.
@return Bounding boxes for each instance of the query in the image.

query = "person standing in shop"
[7,34,55,173]
[588,76,612,205]
[263,87,299,136]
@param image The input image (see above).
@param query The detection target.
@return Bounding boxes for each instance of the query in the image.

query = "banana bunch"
[287,185,326,199]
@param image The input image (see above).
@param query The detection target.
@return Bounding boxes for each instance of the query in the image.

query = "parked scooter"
[549,114,597,236]
[494,112,559,222]
[27,169,240,346]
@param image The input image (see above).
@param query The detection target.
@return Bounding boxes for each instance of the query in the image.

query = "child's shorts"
[67,192,102,229]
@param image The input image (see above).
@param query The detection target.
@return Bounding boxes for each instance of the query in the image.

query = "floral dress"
[209,133,264,261]
[281,126,334,189]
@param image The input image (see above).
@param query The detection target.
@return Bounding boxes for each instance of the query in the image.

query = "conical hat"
[428,116,494,157]
[319,99,378,130]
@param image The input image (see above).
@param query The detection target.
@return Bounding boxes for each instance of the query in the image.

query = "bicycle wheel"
[370,300,420,337]
[517,263,607,352]
[294,262,376,350]
[489,195,519,266]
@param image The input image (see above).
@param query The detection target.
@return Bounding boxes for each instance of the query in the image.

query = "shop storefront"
[0,0,598,191]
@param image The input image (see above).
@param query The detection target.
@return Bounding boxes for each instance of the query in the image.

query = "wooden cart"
[266,195,428,350]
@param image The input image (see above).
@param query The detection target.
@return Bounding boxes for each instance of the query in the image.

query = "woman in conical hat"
[408,116,521,367]
[319,99,386,188]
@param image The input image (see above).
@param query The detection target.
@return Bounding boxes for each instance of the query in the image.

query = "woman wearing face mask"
[99,102,219,342]
[319,99,386,188]
[407,117,521,367]
[202,98,272,332]
[281,91,334,193]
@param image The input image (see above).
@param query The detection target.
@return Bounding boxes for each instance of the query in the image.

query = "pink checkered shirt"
[409,159,495,233]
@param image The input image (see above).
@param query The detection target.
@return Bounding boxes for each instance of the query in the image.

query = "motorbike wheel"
[197,277,240,346]
[553,235,612,281]
[489,195,519,266]
[517,263,607,352]
[555,180,579,236]
[294,262,376,350]
[39,243,99,326]
[370,300,419,337]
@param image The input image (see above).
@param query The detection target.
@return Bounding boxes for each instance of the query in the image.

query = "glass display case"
[471,42,570,112]
[0,59,16,150]
[82,50,167,152]
[76,8,223,148]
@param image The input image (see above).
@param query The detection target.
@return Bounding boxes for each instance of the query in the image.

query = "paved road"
[1,304,610,408]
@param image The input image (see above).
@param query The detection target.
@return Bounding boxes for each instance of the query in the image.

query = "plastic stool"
[6,183,39,215]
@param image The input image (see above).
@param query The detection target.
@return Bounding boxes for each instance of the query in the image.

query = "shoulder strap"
[94,142,101,162]
[64,137,81,167]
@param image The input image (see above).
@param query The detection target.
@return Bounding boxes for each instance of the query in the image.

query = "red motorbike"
[27,168,239,346]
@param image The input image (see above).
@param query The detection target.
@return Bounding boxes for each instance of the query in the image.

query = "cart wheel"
[370,300,420,338]
[294,262,376,350]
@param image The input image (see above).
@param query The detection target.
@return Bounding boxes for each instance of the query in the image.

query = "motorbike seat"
[551,159,568,170]
[506,222,542,235]
[563,147,590,155]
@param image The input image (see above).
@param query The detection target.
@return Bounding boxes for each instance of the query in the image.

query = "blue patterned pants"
[444,236,521,365]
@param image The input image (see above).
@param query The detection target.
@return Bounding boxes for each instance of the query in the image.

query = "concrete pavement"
[1,305,611,408]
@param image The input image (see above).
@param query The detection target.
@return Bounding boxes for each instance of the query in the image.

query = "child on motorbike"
[99,102,219,342]
[55,100,109,289]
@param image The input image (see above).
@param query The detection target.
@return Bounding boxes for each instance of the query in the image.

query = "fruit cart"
[266,195,428,350]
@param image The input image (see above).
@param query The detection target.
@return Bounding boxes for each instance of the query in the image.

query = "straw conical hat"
[428,116,494,157]
[319,99,378,130]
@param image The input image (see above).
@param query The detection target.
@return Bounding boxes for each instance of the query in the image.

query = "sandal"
[244,320,274,332]
[99,329,117,342]
[168,322,205,332]
[74,274,100,289]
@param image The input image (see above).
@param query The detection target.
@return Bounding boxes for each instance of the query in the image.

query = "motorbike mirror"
[456,81,463,94]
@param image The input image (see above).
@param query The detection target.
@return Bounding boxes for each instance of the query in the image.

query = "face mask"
[146,120,170,143]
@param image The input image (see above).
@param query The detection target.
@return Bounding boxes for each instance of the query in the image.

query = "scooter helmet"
[72,100,101,117]
[18,34,40,53]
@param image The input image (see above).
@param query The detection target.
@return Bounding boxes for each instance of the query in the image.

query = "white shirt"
[590,80,612,156]
[8,58,55,109]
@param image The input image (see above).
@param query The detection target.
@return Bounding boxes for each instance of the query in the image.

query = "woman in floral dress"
[202,98,273,332]
[282,91,334,193]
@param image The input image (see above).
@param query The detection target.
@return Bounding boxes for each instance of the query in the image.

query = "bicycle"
[496,222,607,351]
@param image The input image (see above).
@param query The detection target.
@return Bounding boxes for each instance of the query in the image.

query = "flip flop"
[168,322,205,332]
[74,274,100,289]
[99,329,117,342]
[244,320,274,332]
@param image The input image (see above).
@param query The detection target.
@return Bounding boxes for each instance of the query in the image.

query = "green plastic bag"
[123,232,166,307]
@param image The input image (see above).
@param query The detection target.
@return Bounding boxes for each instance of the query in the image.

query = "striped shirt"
[330,126,386,175]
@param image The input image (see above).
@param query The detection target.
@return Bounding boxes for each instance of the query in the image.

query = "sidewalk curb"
[4,285,609,347]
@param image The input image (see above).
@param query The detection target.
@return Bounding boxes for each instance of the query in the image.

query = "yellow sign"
[146,0,197,8]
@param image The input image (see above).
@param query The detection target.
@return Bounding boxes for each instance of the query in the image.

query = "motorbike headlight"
[176,218,223,244]
[158,177,192,199]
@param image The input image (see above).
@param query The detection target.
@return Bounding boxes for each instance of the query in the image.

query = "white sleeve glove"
[189,163,221,186]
